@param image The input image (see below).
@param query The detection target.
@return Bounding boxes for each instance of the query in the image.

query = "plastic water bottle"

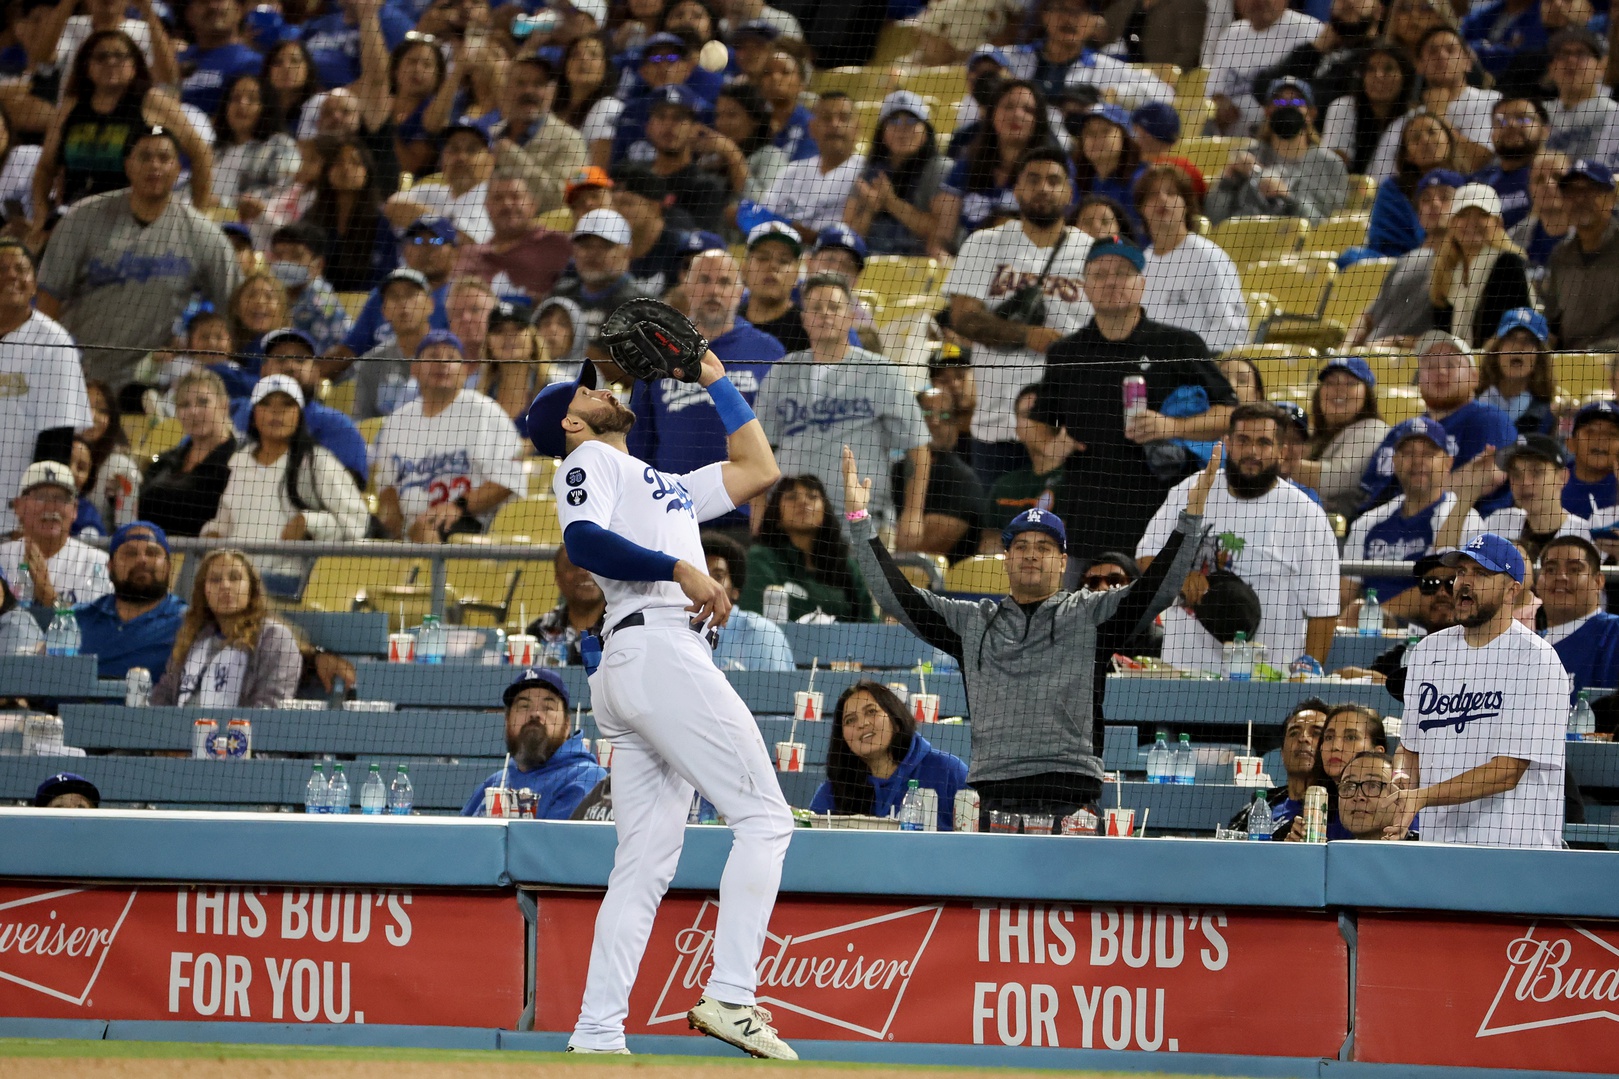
[12,562,31,606]
[899,780,926,831]
[1226,631,1253,681]
[360,764,387,814]
[45,605,80,657]
[1245,790,1273,840]
[305,763,327,813]
[1568,691,1597,741]
[1174,733,1196,785]
[328,764,351,814]
[389,765,414,815]
[1359,589,1383,637]
[416,615,446,664]
[1146,731,1172,783]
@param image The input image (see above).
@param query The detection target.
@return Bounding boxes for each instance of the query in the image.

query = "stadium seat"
[204,206,238,223]
[504,561,561,629]
[302,556,430,613]
[1211,217,1309,268]
[1175,98,1215,136]
[524,456,558,496]
[1178,137,1248,180]
[1175,68,1210,106]
[447,556,521,627]
[1223,343,1317,398]
[1343,174,1377,212]
[1243,258,1334,319]
[1245,293,1277,334]
[812,66,889,100]
[359,416,385,444]
[1136,62,1181,89]
[537,206,573,232]
[1381,386,1426,424]
[137,418,184,458]
[872,22,915,65]
[338,292,368,319]
[489,496,562,543]
[863,255,943,304]
[878,293,947,328]
[899,66,961,102]
[321,378,356,416]
[1354,346,1416,388]
[1556,353,1613,401]
[1320,257,1394,330]
[944,555,1007,596]
[1305,213,1370,256]
[121,413,152,448]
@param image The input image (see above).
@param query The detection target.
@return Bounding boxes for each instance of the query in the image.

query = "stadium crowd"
[3,0,1619,846]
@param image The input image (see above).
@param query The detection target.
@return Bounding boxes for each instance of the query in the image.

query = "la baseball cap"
[1319,355,1376,387]
[382,267,433,294]
[680,229,728,256]
[1086,103,1132,131]
[504,666,569,708]
[1130,100,1180,144]
[1085,236,1145,271]
[1276,401,1309,437]
[1550,26,1606,58]
[221,221,253,246]
[746,220,803,256]
[1001,507,1067,553]
[1450,182,1503,219]
[647,84,702,116]
[488,300,533,331]
[1497,432,1568,470]
[1572,400,1619,434]
[732,17,780,41]
[610,162,670,203]
[405,216,458,244]
[1264,76,1314,108]
[109,520,169,557]
[1417,168,1466,194]
[18,460,75,497]
[33,772,99,808]
[1493,307,1549,344]
[1442,532,1526,582]
[1390,416,1452,453]
[1560,158,1615,190]
[250,373,305,409]
[573,209,632,246]
[564,166,613,203]
[878,90,930,126]
[640,31,688,55]
[260,327,317,355]
[967,45,1010,69]
[441,122,492,148]
[415,329,466,357]
[812,223,867,267]
[523,360,599,458]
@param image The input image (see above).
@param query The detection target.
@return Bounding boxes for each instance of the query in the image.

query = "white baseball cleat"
[686,995,798,1060]
[565,1044,631,1054]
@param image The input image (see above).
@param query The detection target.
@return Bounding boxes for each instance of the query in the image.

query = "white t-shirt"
[1142,234,1250,354]
[941,221,1094,443]
[999,45,1174,110]
[394,180,494,243]
[1480,506,1591,543]
[1402,621,1568,848]
[1320,97,1358,163]
[1136,475,1340,672]
[0,312,93,533]
[758,153,867,235]
[581,98,625,147]
[554,439,734,625]
[1343,492,1485,569]
[372,390,525,531]
[207,443,370,578]
[0,538,110,607]
[1366,88,1504,183]
[1207,11,1323,126]
[0,146,42,222]
[1546,95,1619,162]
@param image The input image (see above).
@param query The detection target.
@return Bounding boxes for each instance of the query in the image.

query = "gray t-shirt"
[1364,246,1436,342]
[351,341,414,421]
[38,191,239,388]
[755,347,930,519]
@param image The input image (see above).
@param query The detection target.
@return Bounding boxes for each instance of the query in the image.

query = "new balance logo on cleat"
[686,995,798,1060]
[565,1045,631,1054]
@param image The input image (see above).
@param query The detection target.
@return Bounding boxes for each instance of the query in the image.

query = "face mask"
[269,260,310,288]
[1269,106,1307,139]
[971,72,1005,112]
[1330,15,1375,39]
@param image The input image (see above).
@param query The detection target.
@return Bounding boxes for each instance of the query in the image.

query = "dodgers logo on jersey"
[643,467,693,515]
[566,468,586,487]
[1416,681,1505,733]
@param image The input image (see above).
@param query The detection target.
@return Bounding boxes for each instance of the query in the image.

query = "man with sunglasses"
[328,216,453,365]
[1469,97,1547,228]
[1389,533,1568,846]
[1334,553,1458,697]
[609,31,711,165]
[1538,535,1619,699]
[1338,751,1416,840]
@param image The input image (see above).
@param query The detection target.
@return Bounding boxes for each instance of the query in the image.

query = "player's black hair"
[246,386,319,515]
[756,474,864,616]
[701,531,750,597]
[824,681,918,816]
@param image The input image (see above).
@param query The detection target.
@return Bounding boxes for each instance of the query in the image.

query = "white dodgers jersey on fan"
[554,440,735,623]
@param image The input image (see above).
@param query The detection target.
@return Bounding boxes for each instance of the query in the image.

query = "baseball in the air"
[698,40,728,72]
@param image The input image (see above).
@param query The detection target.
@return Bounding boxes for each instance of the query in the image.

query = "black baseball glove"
[598,298,709,383]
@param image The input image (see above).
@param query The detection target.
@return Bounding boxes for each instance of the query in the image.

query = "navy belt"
[608,611,719,649]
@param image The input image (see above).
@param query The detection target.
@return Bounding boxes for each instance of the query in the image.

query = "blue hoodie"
[1549,611,1619,702]
[627,318,785,475]
[810,732,969,831]
[460,731,606,818]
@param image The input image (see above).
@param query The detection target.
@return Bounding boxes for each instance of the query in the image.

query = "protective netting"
[0,0,1615,848]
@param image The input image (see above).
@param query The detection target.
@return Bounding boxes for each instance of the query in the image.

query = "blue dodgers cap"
[1085,236,1145,272]
[1130,100,1180,144]
[260,326,317,354]
[1264,76,1314,108]
[1390,416,1454,453]
[1087,103,1133,131]
[109,520,169,557]
[1494,306,1549,344]
[1560,158,1616,190]
[967,45,1011,69]
[1001,508,1068,553]
[1417,168,1466,193]
[641,31,687,54]
[680,229,727,256]
[1319,355,1376,387]
[1572,400,1619,433]
[1442,532,1526,583]
[221,222,253,245]
[732,17,780,40]
[34,771,99,807]
[406,215,458,243]
[503,667,569,708]
[415,329,465,357]
[523,362,599,457]
[648,84,702,115]
[811,223,867,267]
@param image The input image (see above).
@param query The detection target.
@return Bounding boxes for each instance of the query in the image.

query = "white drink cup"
[774,741,805,772]
[388,633,416,663]
[595,738,615,768]
[482,787,516,817]
[1104,807,1137,837]
[910,693,940,724]
[506,634,538,667]
[793,690,823,722]
[1233,755,1264,785]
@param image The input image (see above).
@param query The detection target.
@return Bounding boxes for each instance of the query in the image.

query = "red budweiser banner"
[0,883,524,1027]
[1357,914,1619,1073]
[533,892,1348,1055]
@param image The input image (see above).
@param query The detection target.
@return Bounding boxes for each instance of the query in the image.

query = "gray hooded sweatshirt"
[850,510,1204,786]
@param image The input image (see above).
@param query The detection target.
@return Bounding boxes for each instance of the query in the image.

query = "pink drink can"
[1123,376,1147,419]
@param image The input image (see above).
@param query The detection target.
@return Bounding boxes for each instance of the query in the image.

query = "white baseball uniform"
[557,439,793,1051]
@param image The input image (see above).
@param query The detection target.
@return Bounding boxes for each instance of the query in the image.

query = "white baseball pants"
[570,607,794,1050]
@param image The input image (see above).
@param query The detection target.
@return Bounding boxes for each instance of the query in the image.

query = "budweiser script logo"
[0,887,137,1005]
[647,900,943,1039]
[1479,921,1619,1037]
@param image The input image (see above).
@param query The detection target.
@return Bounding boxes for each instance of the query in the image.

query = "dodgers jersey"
[1401,622,1568,848]
[554,440,735,624]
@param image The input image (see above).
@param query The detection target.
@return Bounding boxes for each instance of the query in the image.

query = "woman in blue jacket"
[1365,113,1462,259]
[811,681,968,830]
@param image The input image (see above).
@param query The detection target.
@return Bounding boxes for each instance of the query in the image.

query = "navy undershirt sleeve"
[563,521,679,582]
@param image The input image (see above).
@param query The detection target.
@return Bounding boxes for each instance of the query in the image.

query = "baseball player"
[522,300,796,1059]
